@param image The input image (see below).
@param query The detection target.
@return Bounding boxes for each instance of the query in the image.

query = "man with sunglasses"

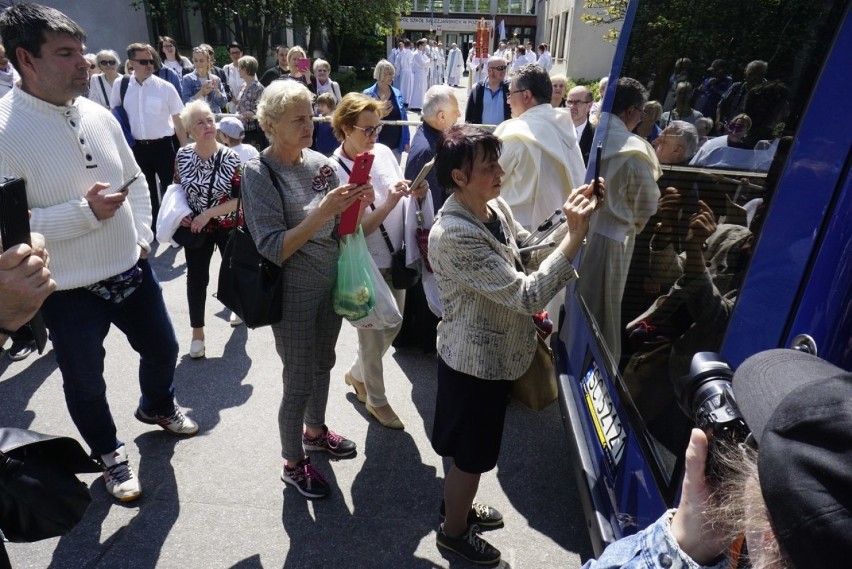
[112,42,186,228]
[464,56,511,127]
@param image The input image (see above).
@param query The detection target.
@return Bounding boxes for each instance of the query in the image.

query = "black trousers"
[184,226,232,329]
[132,137,177,230]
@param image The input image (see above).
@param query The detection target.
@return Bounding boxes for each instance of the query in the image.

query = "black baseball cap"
[733,349,852,568]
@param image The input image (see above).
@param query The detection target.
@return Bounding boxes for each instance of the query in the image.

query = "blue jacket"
[582,511,729,569]
[363,82,410,153]
[181,72,227,112]
[157,67,183,99]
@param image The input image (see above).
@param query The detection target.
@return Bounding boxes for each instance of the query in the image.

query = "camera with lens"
[674,352,752,479]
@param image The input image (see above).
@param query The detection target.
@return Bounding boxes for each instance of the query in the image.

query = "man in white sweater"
[0,3,198,503]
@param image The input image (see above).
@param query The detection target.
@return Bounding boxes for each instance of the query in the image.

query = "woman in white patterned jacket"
[428,124,603,565]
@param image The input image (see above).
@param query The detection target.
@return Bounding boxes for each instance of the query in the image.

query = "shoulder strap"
[97,76,109,105]
[120,75,130,104]
[330,154,350,176]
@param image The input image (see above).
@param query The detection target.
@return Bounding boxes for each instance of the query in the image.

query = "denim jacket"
[181,72,227,112]
[582,511,730,569]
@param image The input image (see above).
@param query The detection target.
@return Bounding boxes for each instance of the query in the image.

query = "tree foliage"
[581,0,628,41]
[131,0,410,69]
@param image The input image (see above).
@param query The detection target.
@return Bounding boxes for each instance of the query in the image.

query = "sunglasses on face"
[726,122,748,133]
[353,124,383,137]
[99,60,117,66]
[133,59,155,66]
[489,66,507,72]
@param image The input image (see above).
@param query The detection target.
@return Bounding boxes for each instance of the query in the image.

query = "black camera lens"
[675,352,751,477]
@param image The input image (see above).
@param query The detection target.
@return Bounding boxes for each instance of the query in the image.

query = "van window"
[575,0,849,489]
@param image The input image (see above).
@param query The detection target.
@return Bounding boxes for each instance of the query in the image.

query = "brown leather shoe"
[366,403,405,430]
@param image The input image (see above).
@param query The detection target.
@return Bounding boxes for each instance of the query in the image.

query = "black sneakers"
[281,456,331,499]
[440,500,505,529]
[302,426,356,457]
[436,523,501,565]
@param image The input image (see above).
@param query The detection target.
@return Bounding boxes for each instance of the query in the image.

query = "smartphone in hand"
[339,152,374,236]
[0,177,48,353]
[297,58,310,73]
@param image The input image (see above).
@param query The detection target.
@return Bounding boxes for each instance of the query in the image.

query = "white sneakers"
[100,445,141,502]
[229,312,243,327]
[189,339,205,359]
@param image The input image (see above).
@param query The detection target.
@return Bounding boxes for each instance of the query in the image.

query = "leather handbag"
[510,329,558,411]
[215,159,283,328]
[370,204,420,290]
[0,428,101,543]
[171,226,208,250]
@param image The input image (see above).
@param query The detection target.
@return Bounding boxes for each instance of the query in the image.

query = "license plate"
[582,361,627,473]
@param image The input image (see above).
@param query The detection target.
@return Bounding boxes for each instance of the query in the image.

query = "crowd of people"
[1,3,836,569]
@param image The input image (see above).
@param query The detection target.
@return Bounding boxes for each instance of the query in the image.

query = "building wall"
[36,1,150,56]
[543,0,620,81]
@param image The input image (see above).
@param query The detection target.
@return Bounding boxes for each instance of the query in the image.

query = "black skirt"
[431,356,512,474]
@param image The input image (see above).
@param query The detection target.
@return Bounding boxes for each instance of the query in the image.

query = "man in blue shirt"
[464,56,510,126]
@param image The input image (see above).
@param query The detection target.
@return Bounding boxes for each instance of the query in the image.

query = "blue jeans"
[41,259,179,456]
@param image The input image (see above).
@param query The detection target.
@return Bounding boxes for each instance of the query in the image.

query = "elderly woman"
[88,49,122,109]
[363,59,410,161]
[312,58,342,103]
[330,93,428,430]
[241,80,374,499]
[429,124,601,564]
[235,55,266,149]
[181,47,227,113]
[158,36,192,75]
[174,101,241,357]
[550,73,571,108]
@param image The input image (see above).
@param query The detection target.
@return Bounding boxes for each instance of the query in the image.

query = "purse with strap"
[216,157,283,328]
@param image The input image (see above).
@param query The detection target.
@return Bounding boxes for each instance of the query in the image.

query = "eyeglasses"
[566,99,592,106]
[489,66,507,72]
[99,60,117,66]
[162,44,174,48]
[133,59,155,66]
[352,124,383,137]
[510,88,528,96]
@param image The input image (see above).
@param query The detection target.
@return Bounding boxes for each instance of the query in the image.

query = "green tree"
[132,0,410,70]
[581,0,629,41]
[131,0,295,59]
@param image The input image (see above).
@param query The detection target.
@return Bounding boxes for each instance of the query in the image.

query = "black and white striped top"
[176,144,241,216]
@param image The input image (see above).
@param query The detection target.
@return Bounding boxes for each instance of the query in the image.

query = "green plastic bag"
[333,226,375,320]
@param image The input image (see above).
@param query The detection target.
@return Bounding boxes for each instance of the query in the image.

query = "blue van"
[554,0,852,554]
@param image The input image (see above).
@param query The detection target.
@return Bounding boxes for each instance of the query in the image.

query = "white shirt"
[232,143,259,164]
[223,63,245,102]
[575,119,589,140]
[111,73,184,140]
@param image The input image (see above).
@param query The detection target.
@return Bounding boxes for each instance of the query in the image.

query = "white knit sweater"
[0,89,152,290]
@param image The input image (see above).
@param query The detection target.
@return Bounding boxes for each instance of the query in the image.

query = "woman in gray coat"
[428,124,602,565]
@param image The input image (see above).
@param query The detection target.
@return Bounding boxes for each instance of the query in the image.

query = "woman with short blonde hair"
[241,80,375,499]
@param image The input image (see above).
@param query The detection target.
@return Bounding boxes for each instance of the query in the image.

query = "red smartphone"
[338,152,374,236]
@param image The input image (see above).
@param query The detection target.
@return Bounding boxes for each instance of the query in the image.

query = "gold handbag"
[510,330,558,411]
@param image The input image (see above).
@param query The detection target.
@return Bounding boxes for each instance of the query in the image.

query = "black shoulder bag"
[331,154,420,289]
[172,148,223,250]
[216,157,283,328]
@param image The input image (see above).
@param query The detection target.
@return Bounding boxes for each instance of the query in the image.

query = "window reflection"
[572,0,847,487]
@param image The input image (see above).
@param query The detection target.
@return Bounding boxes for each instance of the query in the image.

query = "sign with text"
[398,17,494,32]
